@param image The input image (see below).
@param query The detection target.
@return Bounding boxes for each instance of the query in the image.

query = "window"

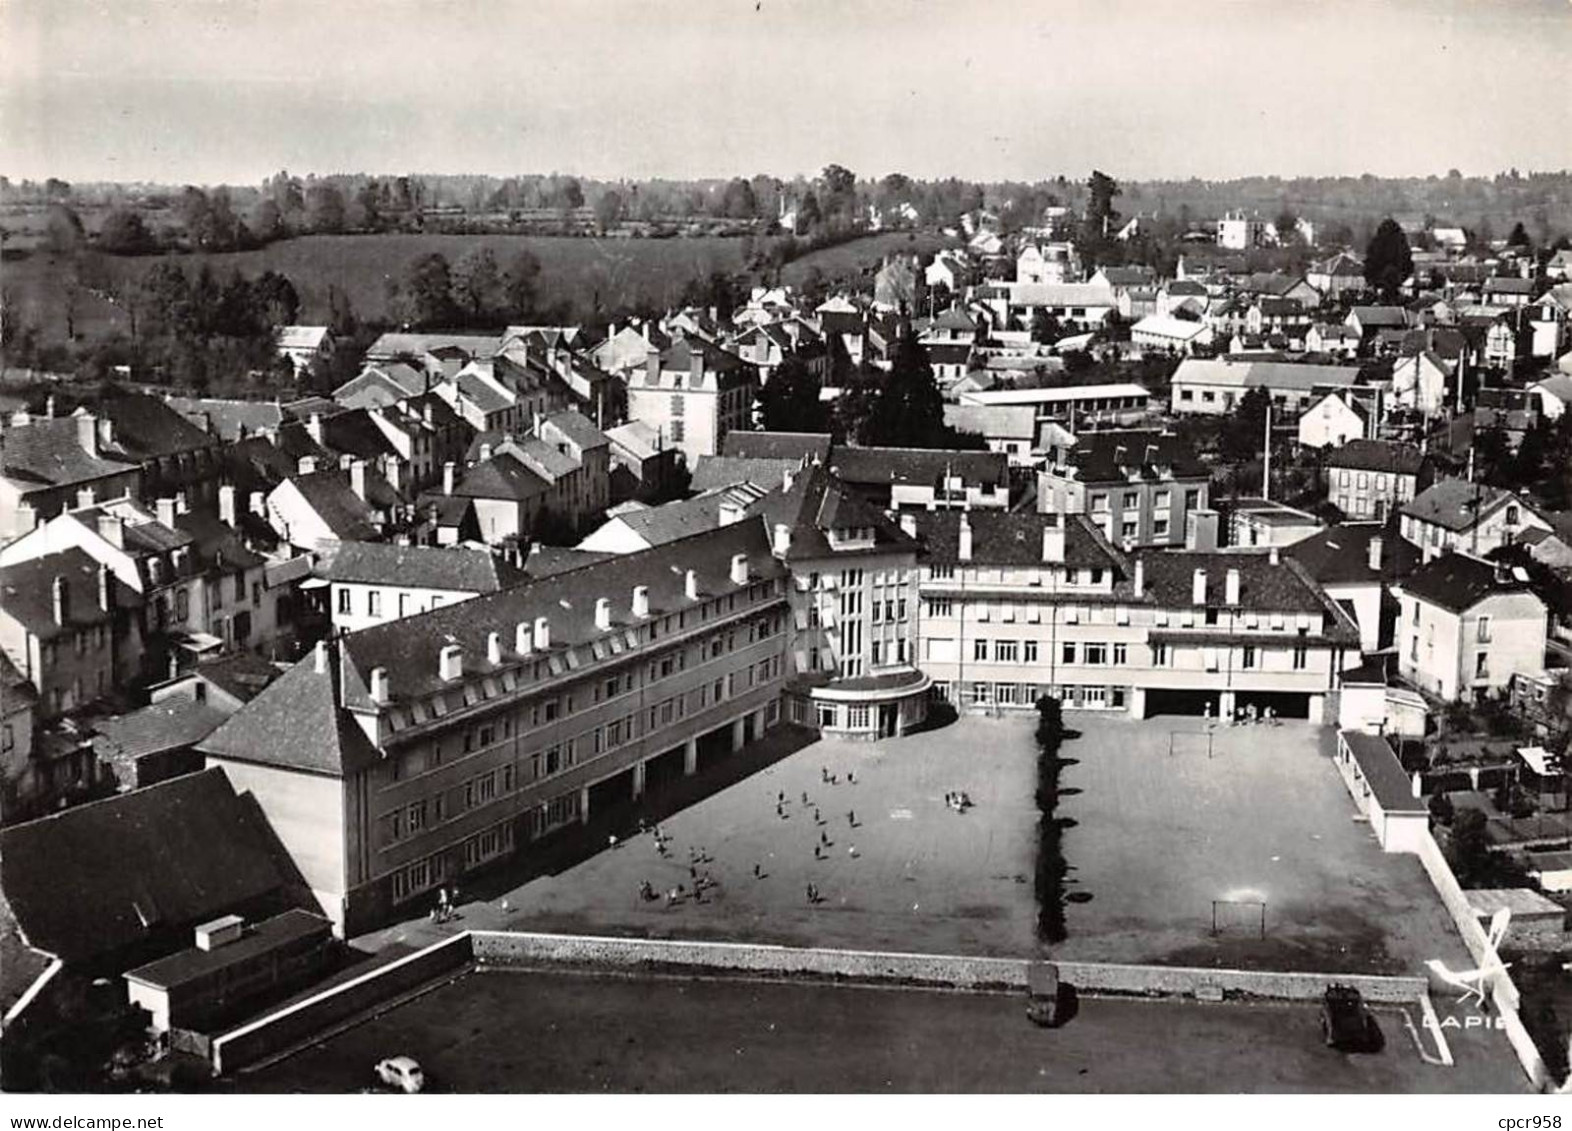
[1241,645,1257,669]
[974,638,989,662]
[1475,652,1489,679]
[1023,640,1038,664]
[1153,643,1168,666]
[1184,490,1200,509]
[1091,493,1109,512]
[368,590,382,617]
[1061,641,1077,664]
[337,588,351,615]
[1292,644,1307,670]
[1123,492,1138,509]
[1476,616,1492,643]
[995,640,1018,663]
[1113,643,1127,665]
[1121,521,1137,539]
[1084,643,1107,665]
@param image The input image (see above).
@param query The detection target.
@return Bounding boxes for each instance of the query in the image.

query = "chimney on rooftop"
[685,569,700,600]
[1225,567,1241,606]
[782,467,795,493]
[97,512,124,548]
[298,456,317,476]
[1042,514,1065,563]
[76,412,99,458]
[595,597,612,631]
[533,616,551,650]
[306,413,323,445]
[75,486,95,510]
[439,643,464,682]
[515,622,534,654]
[97,563,110,613]
[349,459,367,502]
[314,639,329,674]
[44,394,56,418]
[487,632,503,665]
[218,485,236,527]
[958,513,973,562]
[176,491,189,515]
[249,491,266,518]
[443,461,456,496]
[899,513,918,539]
[632,585,650,618]
[1269,545,1280,566]
[730,553,749,585]
[1133,557,1145,598]
[1368,535,1384,573]
[156,497,177,528]
[480,442,493,462]
[1192,568,1207,606]
[370,667,389,703]
[98,416,114,450]
[773,523,792,556]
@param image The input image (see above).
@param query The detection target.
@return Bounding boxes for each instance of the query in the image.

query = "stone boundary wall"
[1413,831,1552,1092]
[469,930,1426,1003]
[212,932,473,1075]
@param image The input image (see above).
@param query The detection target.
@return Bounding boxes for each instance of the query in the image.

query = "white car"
[375,1056,425,1093]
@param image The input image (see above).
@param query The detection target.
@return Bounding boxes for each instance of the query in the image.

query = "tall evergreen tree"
[1363,218,1414,300]
[858,333,951,448]
[757,355,829,434]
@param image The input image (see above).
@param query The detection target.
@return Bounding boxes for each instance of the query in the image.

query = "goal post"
[1167,729,1217,759]
[1210,898,1267,939]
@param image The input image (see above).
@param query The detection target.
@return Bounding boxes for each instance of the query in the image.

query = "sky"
[3,0,1570,187]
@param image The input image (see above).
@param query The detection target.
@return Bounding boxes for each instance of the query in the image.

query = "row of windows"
[385,764,519,846]
[1089,489,1199,512]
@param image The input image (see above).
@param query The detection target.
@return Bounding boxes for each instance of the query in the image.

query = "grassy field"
[1,229,957,349]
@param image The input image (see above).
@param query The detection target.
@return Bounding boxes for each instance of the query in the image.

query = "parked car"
[375,1056,425,1093]
[1025,961,1061,1028]
[1319,985,1379,1052]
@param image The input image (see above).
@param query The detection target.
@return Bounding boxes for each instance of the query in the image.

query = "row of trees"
[384,247,547,329]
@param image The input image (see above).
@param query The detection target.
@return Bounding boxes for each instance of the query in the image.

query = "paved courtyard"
[1053,715,1472,974]
[364,716,1040,956]
[244,968,1529,1093]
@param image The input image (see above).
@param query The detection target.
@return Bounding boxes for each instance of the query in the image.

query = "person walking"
[848,809,856,827]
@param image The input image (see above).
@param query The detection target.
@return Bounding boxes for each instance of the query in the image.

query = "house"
[1168,358,1364,417]
[826,447,1009,511]
[1324,440,1426,521]
[589,322,668,379]
[0,413,141,544]
[90,698,229,792]
[942,405,1038,467]
[1036,430,1209,548]
[1399,479,1550,563]
[331,362,428,409]
[199,520,792,935]
[1389,350,1452,416]
[363,332,503,374]
[1016,242,1080,286]
[722,431,833,463]
[1238,273,1322,310]
[1526,294,1570,360]
[914,514,1358,722]
[1228,498,1323,549]
[0,652,40,824]
[577,484,766,555]
[1530,374,1572,421]
[979,282,1118,333]
[1333,730,1429,853]
[747,465,929,737]
[604,420,678,503]
[1307,253,1365,302]
[1391,552,1547,701]
[1289,525,1419,652]
[1216,211,1267,250]
[624,339,759,465]
[435,453,550,545]
[1549,249,1572,282]
[1297,392,1369,450]
[274,326,335,375]
[924,252,969,294]
[1346,306,1410,346]
[1129,315,1214,355]
[93,391,226,510]
[316,541,526,633]
[265,466,385,552]
[1483,276,1538,308]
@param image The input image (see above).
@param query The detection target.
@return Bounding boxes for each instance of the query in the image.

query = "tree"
[819,164,857,223]
[1363,218,1414,299]
[757,355,830,434]
[397,252,454,328]
[719,178,757,220]
[1274,208,1299,245]
[593,189,625,234]
[504,249,543,317]
[97,207,154,254]
[43,203,86,258]
[1082,170,1122,243]
[859,333,953,448]
[796,190,822,234]
[305,183,346,234]
[1507,221,1533,250]
[451,246,503,324]
[140,261,192,338]
[252,270,300,327]
[1221,386,1270,464]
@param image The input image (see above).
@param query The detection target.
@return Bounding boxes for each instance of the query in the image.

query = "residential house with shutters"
[624,339,759,466]
[266,464,388,553]
[1307,253,1365,302]
[93,391,226,512]
[0,412,141,544]
[1391,552,1547,702]
[1296,392,1369,450]
[910,510,1358,723]
[1399,479,1550,563]
[315,541,526,634]
[1324,440,1426,521]
[198,519,792,935]
[1035,429,1209,547]
[1288,524,1420,653]
[1389,349,1452,416]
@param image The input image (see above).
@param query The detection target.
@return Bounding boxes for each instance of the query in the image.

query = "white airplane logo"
[1426,908,1512,1008]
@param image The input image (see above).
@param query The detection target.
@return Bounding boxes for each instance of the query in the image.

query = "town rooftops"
[158,651,283,704]
[1172,358,1364,393]
[365,332,503,362]
[91,697,230,766]
[450,453,550,501]
[287,469,382,541]
[331,518,788,707]
[1061,429,1206,482]
[827,446,1008,489]
[275,325,331,352]
[1131,314,1211,340]
[993,282,1118,309]
[690,456,799,493]
[1396,551,1536,614]
[594,485,767,550]
[1137,549,1355,623]
[1401,478,1520,532]
[1324,439,1425,476]
[916,511,1120,571]
[0,417,137,491]
[125,908,331,992]
[723,431,834,463]
[746,464,919,563]
[0,547,135,638]
[942,404,1037,442]
[605,420,664,460]
[97,391,219,463]
[543,409,609,451]
[1287,523,1420,586]
[1349,306,1409,329]
[0,767,290,965]
[316,540,526,593]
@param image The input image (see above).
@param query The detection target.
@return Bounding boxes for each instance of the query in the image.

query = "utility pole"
[1262,400,1272,502]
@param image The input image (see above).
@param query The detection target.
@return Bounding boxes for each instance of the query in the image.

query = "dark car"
[1319,984,1380,1052]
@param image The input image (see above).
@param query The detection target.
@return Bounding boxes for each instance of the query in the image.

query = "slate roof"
[288,469,381,541]
[1325,439,1425,475]
[98,391,219,463]
[0,547,136,639]
[275,325,330,351]
[366,332,503,361]
[0,650,37,710]
[524,546,618,577]
[1340,730,1424,814]
[743,464,919,563]
[543,409,609,451]
[916,511,1120,571]
[599,486,767,549]
[722,432,833,461]
[451,452,551,501]
[316,540,525,592]
[1397,551,1537,614]
[166,396,287,442]
[1401,478,1518,532]
[605,420,664,460]
[126,907,330,990]
[1136,550,1354,622]
[1349,306,1409,329]
[337,518,788,705]
[169,652,283,704]
[321,410,399,462]
[200,644,382,776]
[827,446,1009,489]
[1287,523,1420,586]
[1063,429,1207,482]
[690,455,799,493]
[942,404,1037,441]
[999,283,1117,308]
[92,698,230,763]
[0,767,289,964]
[0,417,138,490]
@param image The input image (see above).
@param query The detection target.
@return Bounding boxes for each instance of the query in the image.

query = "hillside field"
[1,230,954,348]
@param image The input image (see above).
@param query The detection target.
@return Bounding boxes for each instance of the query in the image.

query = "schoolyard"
[361,712,1473,978]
